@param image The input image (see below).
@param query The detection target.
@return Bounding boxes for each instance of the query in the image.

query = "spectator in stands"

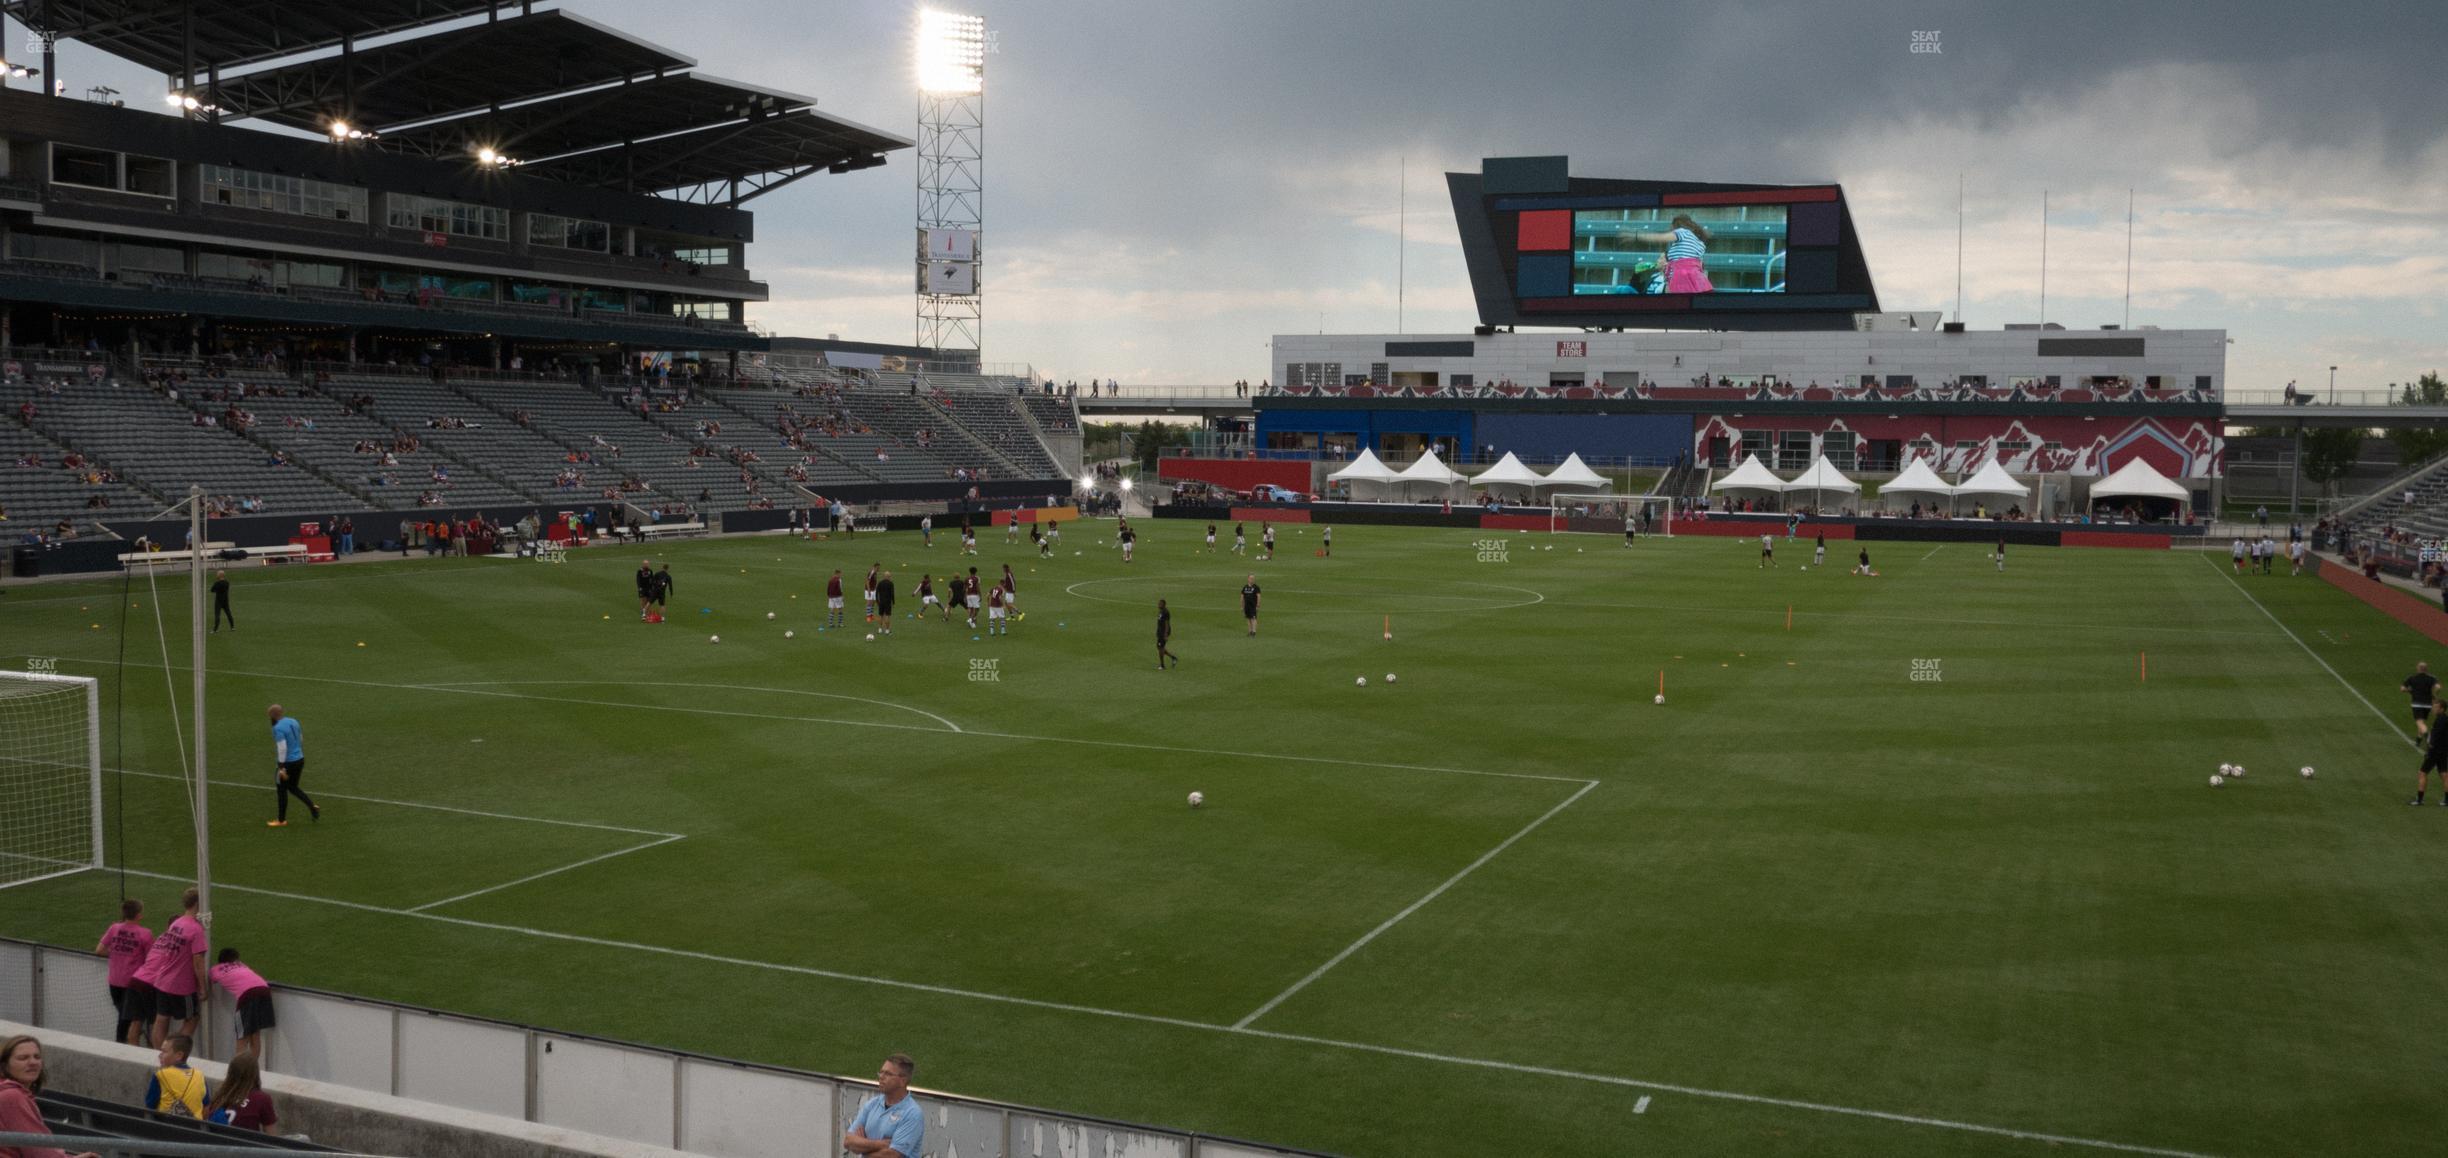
[202,1052,277,1135]
[843,1055,924,1158]
[142,1035,206,1119]
[1,1035,102,1158]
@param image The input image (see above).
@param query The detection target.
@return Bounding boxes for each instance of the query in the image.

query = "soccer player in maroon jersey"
[825,570,846,629]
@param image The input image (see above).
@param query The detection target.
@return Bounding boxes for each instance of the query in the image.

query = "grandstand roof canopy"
[0,0,506,76]
[215,10,693,137]
[4,1,909,205]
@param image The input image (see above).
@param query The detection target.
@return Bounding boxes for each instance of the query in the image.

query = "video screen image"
[1570,205,1788,295]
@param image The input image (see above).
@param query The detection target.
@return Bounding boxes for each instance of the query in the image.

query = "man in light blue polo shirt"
[843,1053,923,1158]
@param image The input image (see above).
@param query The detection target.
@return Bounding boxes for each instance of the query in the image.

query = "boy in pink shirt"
[132,888,206,1048]
[211,949,277,1062]
[95,900,154,1046]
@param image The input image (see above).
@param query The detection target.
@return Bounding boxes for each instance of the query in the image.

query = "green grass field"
[4,523,2444,1157]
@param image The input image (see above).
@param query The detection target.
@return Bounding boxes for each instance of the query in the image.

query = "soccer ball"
[865,633,876,641]
[1188,791,1204,808]
[1385,673,1398,684]
[2218,763,2235,775]
[2231,765,2245,777]
[1654,694,1665,705]
[709,635,720,644]
[2209,774,2224,787]
[766,612,776,620]
[1799,565,1807,571]
[1356,676,1368,686]
[784,630,796,639]
[2300,766,2316,778]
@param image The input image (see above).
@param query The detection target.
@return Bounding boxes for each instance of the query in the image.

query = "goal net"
[1548,493,1676,538]
[0,672,104,889]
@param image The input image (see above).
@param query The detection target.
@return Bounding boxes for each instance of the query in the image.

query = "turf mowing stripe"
[1232,779,1600,1030]
[1536,601,2286,639]
[107,767,682,837]
[414,680,965,733]
[2203,556,2418,749]
[103,867,2228,1158]
[407,834,687,913]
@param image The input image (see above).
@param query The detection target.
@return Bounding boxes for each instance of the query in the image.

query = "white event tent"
[1540,453,1614,492]
[1952,461,2032,513]
[1781,455,1861,512]
[1469,452,1547,498]
[2089,457,2189,502]
[1881,459,1956,508]
[1326,449,1403,501]
[1709,455,1787,497]
[1395,448,1468,502]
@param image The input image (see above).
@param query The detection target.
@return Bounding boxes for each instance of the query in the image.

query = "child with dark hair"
[1635,214,1716,294]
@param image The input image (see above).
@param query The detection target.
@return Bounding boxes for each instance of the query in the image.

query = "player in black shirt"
[875,571,897,636]
[2417,702,2448,805]
[1242,574,1261,637]
[2404,662,2439,739]
[1156,598,1177,669]
[211,570,235,632]
[636,559,656,620]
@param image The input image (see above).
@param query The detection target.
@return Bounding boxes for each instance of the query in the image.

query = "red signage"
[423,231,449,247]
[1556,341,1587,358]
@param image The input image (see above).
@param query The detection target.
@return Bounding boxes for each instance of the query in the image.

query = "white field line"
[103,867,2225,1158]
[1536,601,2285,640]
[108,767,679,837]
[49,659,1585,784]
[1920,545,1945,561]
[407,833,686,913]
[1233,779,1599,1029]
[414,680,964,733]
[2202,557,2418,749]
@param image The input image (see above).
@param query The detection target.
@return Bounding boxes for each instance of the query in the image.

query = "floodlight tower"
[916,9,985,358]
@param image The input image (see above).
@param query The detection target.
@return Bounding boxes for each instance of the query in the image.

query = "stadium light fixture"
[328,120,375,142]
[917,9,986,95]
[475,147,517,168]
[3,60,38,79]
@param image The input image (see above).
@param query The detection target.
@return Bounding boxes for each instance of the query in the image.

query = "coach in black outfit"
[875,571,897,636]
[211,570,235,632]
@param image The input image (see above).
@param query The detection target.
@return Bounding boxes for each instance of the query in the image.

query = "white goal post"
[0,671,104,889]
[1548,493,1676,537]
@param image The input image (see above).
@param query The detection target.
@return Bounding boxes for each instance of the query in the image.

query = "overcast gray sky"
[15,1,2446,389]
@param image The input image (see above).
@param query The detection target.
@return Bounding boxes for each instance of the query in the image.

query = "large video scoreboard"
[1450,156,1880,331]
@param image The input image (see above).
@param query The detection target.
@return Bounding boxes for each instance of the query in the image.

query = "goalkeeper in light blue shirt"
[266,704,320,827]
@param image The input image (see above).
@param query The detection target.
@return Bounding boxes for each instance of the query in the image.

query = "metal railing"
[2226,389,2432,409]
[2,938,1333,1158]
[0,1134,364,1158]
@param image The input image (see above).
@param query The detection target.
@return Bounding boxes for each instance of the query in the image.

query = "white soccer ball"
[1799,565,1807,571]
[784,630,796,639]
[766,612,776,620]
[2231,765,2245,777]
[1385,673,1397,684]
[865,633,876,641]
[2300,766,2316,778]
[1188,791,1204,808]
[2219,763,2235,775]
[709,635,720,644]
[1654,694,1665,705]
[1356,676,1368,686]
[2209,774,2224,787]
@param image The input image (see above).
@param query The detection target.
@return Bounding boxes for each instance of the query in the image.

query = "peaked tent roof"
[1469,452,1546,487]
[1954,460,2032,498]
[1709,455,1788,492]
[1396,448,1467,484]
[2089,456,2189,500]
[1781,455,1861,494]
[1541,453,1613,491]
[1883,459,1957,497]
[1327,448,1403,483]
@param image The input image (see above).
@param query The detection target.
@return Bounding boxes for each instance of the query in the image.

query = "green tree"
[2387,371,2448,465]
[2298,425,2365,497]
[1131,420,1193,471]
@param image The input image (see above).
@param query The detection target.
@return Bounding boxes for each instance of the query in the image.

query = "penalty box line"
[101,866,2226,1158]
[109,766,687,913]
[55,657,1586,785]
